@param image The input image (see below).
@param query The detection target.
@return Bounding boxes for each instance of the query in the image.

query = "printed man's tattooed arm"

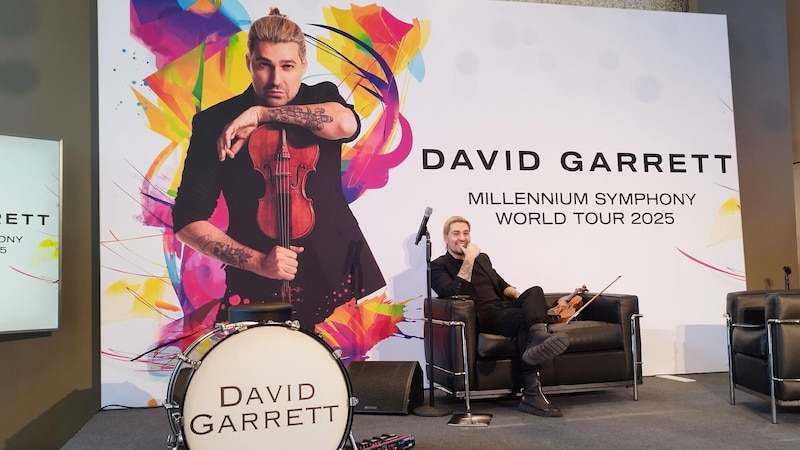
[267,105,333,132]
[197,234,253,268]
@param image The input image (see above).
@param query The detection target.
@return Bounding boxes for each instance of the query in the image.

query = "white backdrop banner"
[99,0,742,407]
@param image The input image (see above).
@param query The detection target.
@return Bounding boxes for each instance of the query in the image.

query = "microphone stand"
[413,228,452,417]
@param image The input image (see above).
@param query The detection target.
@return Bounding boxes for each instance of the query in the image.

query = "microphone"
[414,207,433,245]
[784,265,792,290]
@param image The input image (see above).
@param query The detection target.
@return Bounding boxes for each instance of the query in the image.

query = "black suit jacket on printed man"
[172,83,385,325]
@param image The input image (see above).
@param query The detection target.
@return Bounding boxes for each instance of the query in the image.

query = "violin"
[566,275,621,324]
[547,285,588,324]
[248,124,319,302]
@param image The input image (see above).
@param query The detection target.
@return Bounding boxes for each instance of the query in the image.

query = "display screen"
[0,134,61,334]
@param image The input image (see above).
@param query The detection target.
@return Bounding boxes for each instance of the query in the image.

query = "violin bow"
[565,275,622,324]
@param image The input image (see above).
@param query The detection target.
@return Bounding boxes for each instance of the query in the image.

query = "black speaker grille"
[348,361,424,414]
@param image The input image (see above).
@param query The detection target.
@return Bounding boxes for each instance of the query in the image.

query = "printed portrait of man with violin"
[430,215,571,417]
[171,8,385,328]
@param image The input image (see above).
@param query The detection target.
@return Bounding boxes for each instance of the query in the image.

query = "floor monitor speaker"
[348,360,424,414]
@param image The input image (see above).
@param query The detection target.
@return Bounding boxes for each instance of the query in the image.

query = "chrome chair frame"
[726,313,800,423]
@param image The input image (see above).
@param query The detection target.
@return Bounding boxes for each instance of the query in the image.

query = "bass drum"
[164,321,355,450]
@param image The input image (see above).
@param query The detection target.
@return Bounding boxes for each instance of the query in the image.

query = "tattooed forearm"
[457,259,474,283]
[197,235,253,268]
[213,244,253,267]
[268,106,333,132]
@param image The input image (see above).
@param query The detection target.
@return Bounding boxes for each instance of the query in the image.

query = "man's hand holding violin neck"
[257,244,305,281]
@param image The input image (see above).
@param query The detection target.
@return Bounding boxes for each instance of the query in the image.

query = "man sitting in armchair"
[430,215,570,417]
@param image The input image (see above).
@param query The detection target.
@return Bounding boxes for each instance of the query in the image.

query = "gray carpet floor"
[62,372,800,449]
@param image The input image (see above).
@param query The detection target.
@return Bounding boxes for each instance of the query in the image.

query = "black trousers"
[476,286,549,372]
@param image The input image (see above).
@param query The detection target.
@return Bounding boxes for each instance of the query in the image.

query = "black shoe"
[522,331,569,366]
[519,390,563,417]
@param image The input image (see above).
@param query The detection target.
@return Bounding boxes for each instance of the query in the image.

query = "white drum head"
[181,324,352,449]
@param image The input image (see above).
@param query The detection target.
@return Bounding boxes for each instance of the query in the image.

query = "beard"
[256,83,292,107]
[448,243,466,256]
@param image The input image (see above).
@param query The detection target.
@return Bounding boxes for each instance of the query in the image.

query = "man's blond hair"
[443,215,470,237]
[247,7,306,62]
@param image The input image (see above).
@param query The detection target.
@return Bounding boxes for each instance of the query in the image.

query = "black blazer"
[171,83,385,313]
[430,251,512,302]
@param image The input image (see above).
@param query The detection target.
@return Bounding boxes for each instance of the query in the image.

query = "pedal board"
[348,433,415,450]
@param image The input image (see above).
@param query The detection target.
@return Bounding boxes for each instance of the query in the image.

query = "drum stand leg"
[346,431,358,450]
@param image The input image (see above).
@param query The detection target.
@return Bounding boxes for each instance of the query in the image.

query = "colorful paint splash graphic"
[309,4,430,201]
[678,184,744,281]
[105,1,430,376]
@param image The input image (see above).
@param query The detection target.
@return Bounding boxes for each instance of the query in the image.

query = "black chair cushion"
[550,320,623,352]
[476,320,623,359]
[731,327,767,358]
[477,333,516,359]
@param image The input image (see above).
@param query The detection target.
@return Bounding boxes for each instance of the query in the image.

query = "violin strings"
[280,128,288,248]
[280,128,291,301]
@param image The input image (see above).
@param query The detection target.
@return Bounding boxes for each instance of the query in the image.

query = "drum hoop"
[165,322,249,442]
[170,322,354,450]
[165,322,251,408]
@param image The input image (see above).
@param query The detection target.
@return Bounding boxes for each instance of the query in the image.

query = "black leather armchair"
[725,290,800,423]
[424,292,643,403]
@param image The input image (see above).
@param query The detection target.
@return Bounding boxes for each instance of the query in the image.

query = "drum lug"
[166,431,178,450]
[332,348,343,361]
[162,400,178,409]
[167,433,186,450]
[232,321,254,333]
[166,412,186,450]
[177,352,201,369]
[350,396,360,407]
[216,321,255,335]
[171,411,183,427]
